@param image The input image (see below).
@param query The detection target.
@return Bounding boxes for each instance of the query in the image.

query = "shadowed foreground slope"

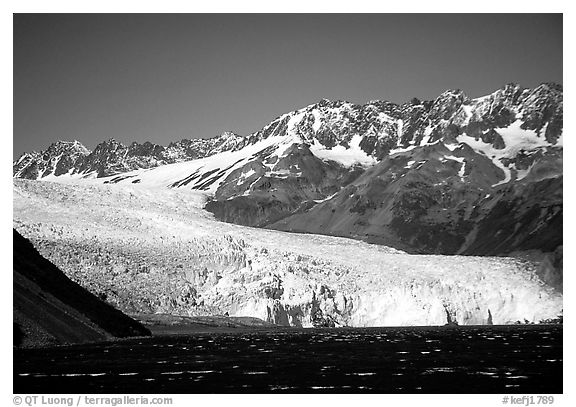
[13,229,150,347]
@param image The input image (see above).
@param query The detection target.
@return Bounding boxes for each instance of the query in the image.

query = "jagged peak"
[501,82,522,89]
[531,82,563,95]
[48,139,84,147]
[312,99,350,109]
[129,140,161,147]
[87,139,125,156]
[219,131,241,139]
[542,82,562,91]
[54,139,75,144]
[403,97,424,106]
[45,140,90,154]
[201,131,242,141]
[364,99,400,113]
[365,99,389,107]
[477,82,563,102]
[472,83,524,103]
[13,151,40,165]
[95,138,124,148]
[436,88,468,100]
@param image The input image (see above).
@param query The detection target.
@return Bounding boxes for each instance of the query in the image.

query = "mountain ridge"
[13,82,562,257]
[14,82,562,180]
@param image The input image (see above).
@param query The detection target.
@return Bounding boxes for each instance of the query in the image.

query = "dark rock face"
[269,143,562,256]
[206,143,361,227]
[13,229,150,347]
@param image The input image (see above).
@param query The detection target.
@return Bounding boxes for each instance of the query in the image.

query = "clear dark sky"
[13,13,562,158]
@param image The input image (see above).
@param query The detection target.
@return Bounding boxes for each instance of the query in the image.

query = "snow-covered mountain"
[14,83,562,179]
[13,179,562,327]
[13,131,247,179]
[13,83,562,257]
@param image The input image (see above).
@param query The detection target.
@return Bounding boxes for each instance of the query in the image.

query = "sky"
[13,13,563,158]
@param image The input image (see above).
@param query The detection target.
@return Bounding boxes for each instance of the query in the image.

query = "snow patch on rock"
[310,135,378,168]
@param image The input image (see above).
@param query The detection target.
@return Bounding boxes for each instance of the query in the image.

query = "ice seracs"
[13,179,562,327]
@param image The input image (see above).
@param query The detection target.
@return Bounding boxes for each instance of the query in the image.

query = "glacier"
[13,179,562,327]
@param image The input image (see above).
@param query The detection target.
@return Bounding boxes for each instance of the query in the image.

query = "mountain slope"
[13,229,150,347]
[269,144,562,255]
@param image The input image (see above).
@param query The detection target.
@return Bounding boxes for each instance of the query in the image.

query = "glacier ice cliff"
[13,179,562,327]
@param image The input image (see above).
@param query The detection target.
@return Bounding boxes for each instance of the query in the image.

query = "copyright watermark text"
[13,396,173,407]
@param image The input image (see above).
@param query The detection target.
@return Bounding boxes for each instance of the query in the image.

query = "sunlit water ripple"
[14,325,562,393]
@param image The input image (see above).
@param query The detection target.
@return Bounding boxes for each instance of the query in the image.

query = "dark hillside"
[13,229,150,347]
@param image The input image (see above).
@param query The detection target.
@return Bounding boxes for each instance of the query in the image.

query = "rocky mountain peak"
[127,141,165,158]
[534,82,562,93]
[429,89,468,121]
[95,138,124,150]
[314,99,348,110]
[13,140,91,179]
[219,131,242,139]
[316,98,332,108]
[44,139,89,154]
[439,88,467,98]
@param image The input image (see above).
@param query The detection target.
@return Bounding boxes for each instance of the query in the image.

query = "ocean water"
[14,325,562,393]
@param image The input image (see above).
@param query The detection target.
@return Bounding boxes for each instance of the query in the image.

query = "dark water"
[14,325,562,393]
